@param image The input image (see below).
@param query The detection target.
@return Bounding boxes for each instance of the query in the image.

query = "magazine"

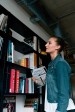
[32,66,46,87]
[3,96,16,112]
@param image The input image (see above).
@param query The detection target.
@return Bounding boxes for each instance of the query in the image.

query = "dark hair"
[51,36,66,52]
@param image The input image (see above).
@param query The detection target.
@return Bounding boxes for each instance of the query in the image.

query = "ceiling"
[15,0,75,54]
[41,0,75,49]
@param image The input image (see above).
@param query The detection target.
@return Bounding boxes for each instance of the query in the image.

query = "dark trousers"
[67,109,75,112]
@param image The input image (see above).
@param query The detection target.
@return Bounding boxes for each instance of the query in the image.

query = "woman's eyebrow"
[48,40,51,43]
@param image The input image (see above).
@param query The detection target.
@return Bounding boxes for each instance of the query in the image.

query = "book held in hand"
[32,66,46,87]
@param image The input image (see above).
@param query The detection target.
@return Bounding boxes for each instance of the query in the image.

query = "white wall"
[0,0,50,42]
[16,96,25,112]
[16,96,34,112]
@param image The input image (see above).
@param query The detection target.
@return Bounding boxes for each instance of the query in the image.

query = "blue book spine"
[19,77,25,93]
[7,40,14,62]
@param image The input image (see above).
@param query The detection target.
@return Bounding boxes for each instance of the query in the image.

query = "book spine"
[33,36,37,50]
[19,58,29,68]
[19,78,23,93]
[9,69,15,93]
[29,53,37,69]
[25,58,29,67]
[3,96,16,112]
[3,108,7,112]
[22,79,25,93]
[0,13,8,32]
[25,78,28,93]
[28,78,34,93]
[15,70,20,93]
[19,77,25,93]
[19,58,25,67]
[7,40,14,63]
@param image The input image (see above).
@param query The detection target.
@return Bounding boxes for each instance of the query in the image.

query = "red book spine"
[9,69,15,93]
[25,78,28,93]
[26,58,29,67]
[15,70,20,93]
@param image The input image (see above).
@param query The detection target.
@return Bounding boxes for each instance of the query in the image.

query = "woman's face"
[45,37,60,53]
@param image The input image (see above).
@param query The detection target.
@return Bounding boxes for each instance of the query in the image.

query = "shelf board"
[6,61,32,77]
[0,30,35,54]
[0,5,37,38]
[4,93,40,96]
[0,30,47,56]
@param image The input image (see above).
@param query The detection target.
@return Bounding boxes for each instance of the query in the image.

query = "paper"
[32,66,46,87]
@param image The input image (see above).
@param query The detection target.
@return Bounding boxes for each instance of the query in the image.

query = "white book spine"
[0,13,8,31]
[23,107,34,112]
[0,14,5,26]
[33,36,37,50]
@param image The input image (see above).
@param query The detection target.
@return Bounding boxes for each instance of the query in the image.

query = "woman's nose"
[45,44,47,47]
[45,43,47,47]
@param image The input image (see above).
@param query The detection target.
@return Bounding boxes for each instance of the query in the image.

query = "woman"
[44,36,75,112]
[32,36,75,112]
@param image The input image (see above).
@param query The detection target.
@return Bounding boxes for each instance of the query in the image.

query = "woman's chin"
[46,51,49,53]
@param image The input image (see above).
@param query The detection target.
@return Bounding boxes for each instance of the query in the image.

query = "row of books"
[19,76,34,94]
[3,96,38,112]
[15,53,37,69]
[6,68,34,94]
[24,97,39,112]
[24,36,37,51]
[0,13,8,32]
[6,39,37,69]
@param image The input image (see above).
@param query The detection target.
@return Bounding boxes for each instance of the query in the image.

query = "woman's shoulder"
[56,57,71,71]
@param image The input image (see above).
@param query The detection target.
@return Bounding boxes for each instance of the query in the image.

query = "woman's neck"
[50,52,59,60]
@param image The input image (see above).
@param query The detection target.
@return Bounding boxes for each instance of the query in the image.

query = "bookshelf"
[0,5,48,112]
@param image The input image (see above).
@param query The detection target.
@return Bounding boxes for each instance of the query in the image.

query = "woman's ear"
[56,45,61,50]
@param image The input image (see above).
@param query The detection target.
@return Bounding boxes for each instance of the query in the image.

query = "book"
[29,53,37,69]
[24,36,37,50]
[24,97,39,112]
[25,78,29,93]
[32,66,46,87]
[32,36,37,50]
[15,70,20,93]
[9,69,16,93]
[19,77,25,93]
[3,108,7,112]
[28,78,34,93]
[7,40,14,63]
[3,96,16,112]
[23,107,34,112]
[19,58,29,67]
[0,13,8,32]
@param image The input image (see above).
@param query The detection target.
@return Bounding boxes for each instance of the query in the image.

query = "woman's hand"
[32,77,38,83]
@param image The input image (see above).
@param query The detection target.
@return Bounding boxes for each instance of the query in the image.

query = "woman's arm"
[55,61,70,112]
